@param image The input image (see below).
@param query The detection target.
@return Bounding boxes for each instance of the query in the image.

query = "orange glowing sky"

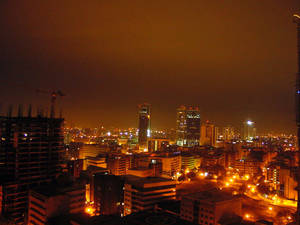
[0,0,299,133]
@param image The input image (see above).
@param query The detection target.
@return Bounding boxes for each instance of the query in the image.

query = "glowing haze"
[0,0,299,133]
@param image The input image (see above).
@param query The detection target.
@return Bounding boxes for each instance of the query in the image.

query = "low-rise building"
[27,183,85,225]
[180,189,242,225]
[124,175,176,216]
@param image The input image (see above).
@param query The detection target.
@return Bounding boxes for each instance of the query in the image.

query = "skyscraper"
[176,105,187,146]
[0,113,65,224]
[186,107,201,147]
[200,120,217,146]
[242,120,256,141]
[138,103,151,151]
[176,106,201,147]
[223,126,235,141]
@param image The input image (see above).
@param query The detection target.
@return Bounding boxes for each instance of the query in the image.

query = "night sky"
[0,0,299,133]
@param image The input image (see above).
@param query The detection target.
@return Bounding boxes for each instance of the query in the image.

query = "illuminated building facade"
[28,184,85,225]
[200,121,217,147]
[138,103,151,150]
[242,120,256,141]
[181,153,201,170]
[148,138,169,152]
[107,154,130,176]
[223,126,235,141]
[176,106,200,147]
[123,176,176,216]
[0,115,65,224]
[176,105,187,146]
[153,154,181,177]
[186,107,201,147]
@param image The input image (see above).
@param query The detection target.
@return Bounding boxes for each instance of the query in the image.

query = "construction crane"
[36,89,66,118]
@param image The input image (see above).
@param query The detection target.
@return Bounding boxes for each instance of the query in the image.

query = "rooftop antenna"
[7,105,13,117]
[28,104,32,117]
[36,89,66,118]
[18,104,23,117]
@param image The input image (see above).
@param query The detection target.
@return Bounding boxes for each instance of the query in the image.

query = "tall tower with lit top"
[138,103,151,151]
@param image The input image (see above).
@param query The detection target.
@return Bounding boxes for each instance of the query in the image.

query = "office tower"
[0,114,65,224]
[242,120,256,141]
[93,174,124,216]
[176,106,201,147]
[186,107,201,147]
[138,104,151,151]
[180,189,241,225]
[28,183,85,225]
[200,120,217,146]
[223,126,235,141]
[293,14,300,224]
[123,175,176,216]
[176,105,187,146]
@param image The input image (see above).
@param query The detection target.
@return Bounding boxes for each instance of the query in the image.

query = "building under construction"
[0,107,65,224]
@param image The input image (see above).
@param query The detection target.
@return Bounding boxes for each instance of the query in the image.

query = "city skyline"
[0,1,299,133]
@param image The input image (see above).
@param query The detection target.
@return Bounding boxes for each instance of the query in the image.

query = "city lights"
[0,2,299,224]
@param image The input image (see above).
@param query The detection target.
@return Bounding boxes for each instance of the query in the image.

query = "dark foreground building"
[0,115,65,224]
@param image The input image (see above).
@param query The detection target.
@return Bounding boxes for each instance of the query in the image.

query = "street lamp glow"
[247,120,253,125]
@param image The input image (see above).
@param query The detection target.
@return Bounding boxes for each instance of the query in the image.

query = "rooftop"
[183,188,240,203]
[124,175,175,185]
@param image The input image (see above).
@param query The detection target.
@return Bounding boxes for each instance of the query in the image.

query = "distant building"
[233,158,261,176]
[138,104,151,151]
[186,107,201,147]
[124,175,176,216]
[223,126,235,141]
[181,153,201,170]
[200,121,217,147]
[242,120,256,141]
[148,138,169,152]
[0,116,65,224]
[28,183,85,225]
[180,189,242,225]
[176,106,200,147]
[176,105,187,146]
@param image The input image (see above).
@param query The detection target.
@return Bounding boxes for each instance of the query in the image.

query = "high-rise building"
[176,106,200,147]
[200,121,217,146]
[223,126,235,141]
[0,115,65,224]
[138,104,151,151]
[242,120,256,141]
[176,105,187,146]
[186,107,201,147]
